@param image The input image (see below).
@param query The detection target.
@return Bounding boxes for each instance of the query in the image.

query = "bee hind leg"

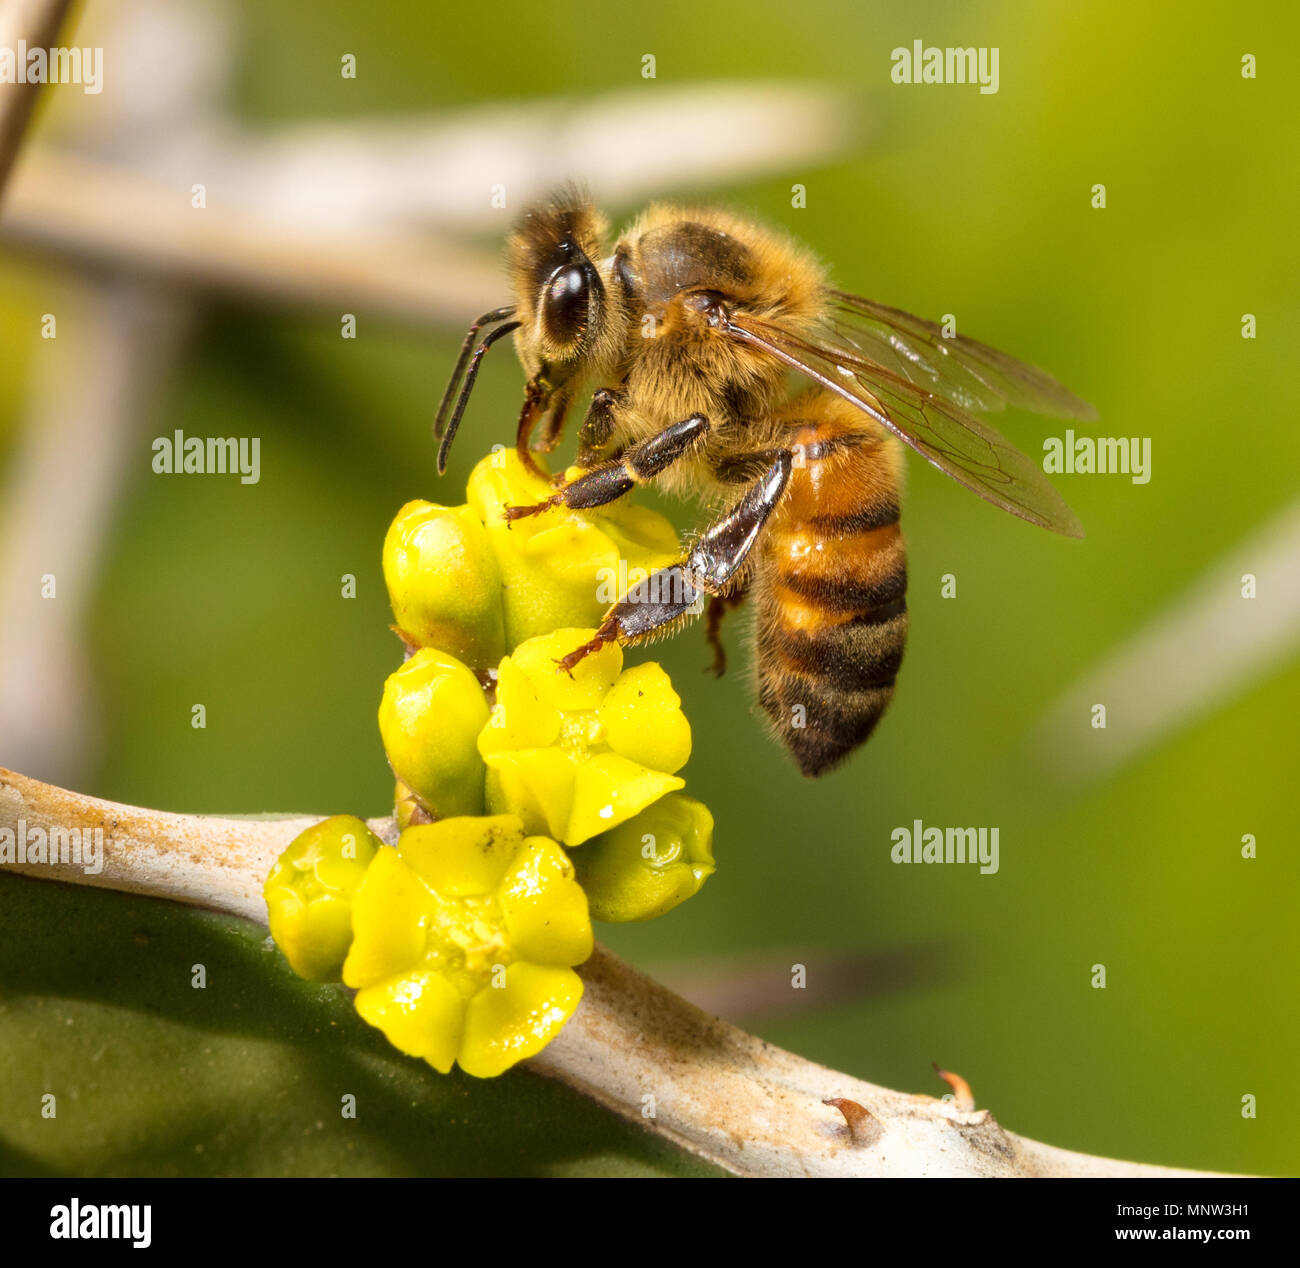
[505,413,708,522]
[557,451,792,674]
[705,586,749,677]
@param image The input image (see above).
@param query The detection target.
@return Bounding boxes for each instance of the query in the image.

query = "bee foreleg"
[574,387,624,467]
[534,385,574,455]
[556,451,792,673]
[514,376,550,478]
[506,413,708,522]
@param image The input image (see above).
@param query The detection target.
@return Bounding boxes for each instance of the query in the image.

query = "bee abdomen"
[758,669,900,779]
[768,597,907,690]
[754,448,909,777]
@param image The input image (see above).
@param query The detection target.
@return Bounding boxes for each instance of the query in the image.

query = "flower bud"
[573,793,715,922]
[379,648,489,818]
[264,815,382,980]
[466,451,679,651]
[383,501,505,668]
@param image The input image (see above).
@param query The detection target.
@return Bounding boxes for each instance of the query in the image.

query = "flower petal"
[564,751,684,845]
[458,964,583,1078]
[482,748,576,841]
[511,629,622,712]
[466,448,554,523]
[469,454,623,649]
[597,662,692,774]
[342,847,430,990]
[354,970,465,1075]
[397,816,524,897]
[595,505,682,571]
[498,837,593,966]
[477,657,560,756]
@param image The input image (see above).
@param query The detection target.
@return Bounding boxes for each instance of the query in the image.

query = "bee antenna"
[434,306,517,444]
[436,319,523,475]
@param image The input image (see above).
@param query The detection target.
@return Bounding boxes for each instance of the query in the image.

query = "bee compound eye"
[542,265,590,345]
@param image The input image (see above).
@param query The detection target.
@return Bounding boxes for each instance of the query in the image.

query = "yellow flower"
[466,451,680,651]
[477,629,691,846]
[573,793,716,923]
[342,816,592,1078]
[264,815,382,982]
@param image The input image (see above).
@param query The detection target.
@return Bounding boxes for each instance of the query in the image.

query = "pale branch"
[0,77,858,328]
[46,81,861,235]
[0,767,1217,1178]
[0,5,227,789]
[0,149,503,325]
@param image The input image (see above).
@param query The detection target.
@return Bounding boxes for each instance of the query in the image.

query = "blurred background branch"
[0,74,858,322]
[0,0,72,197]
[1029,501,1300,783]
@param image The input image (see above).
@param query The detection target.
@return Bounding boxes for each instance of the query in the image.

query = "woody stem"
[0,766,1221,1178]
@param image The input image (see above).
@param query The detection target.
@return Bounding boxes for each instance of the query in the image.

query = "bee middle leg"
[505,413,708,521]
[558,451,793,673]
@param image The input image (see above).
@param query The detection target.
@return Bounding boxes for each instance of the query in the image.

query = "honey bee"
[434,189,1094,776]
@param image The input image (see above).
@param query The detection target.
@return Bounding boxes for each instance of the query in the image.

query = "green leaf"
[0,874,723,1177]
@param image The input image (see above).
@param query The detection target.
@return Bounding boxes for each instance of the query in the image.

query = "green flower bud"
[264,815,382,980]
[383,501,505,668]
[573,793,715,922]
[379,648,490,818]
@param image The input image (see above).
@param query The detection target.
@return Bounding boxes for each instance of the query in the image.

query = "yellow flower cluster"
[265,450,716,1078]
[384,448,679,667]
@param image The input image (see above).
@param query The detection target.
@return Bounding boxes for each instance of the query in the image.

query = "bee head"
[508,191,623,388]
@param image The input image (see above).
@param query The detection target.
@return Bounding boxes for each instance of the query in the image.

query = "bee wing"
[724,311,1086,537]
[825,290,1098,421]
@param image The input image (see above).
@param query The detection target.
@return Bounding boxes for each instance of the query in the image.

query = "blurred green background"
[1,0,1296,1176]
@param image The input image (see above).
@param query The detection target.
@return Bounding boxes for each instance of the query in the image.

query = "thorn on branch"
[823,1097,881,1146]
[933,1063,976,1112]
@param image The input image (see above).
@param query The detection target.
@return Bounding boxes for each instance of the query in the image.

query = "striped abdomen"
[753,405,908,777]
